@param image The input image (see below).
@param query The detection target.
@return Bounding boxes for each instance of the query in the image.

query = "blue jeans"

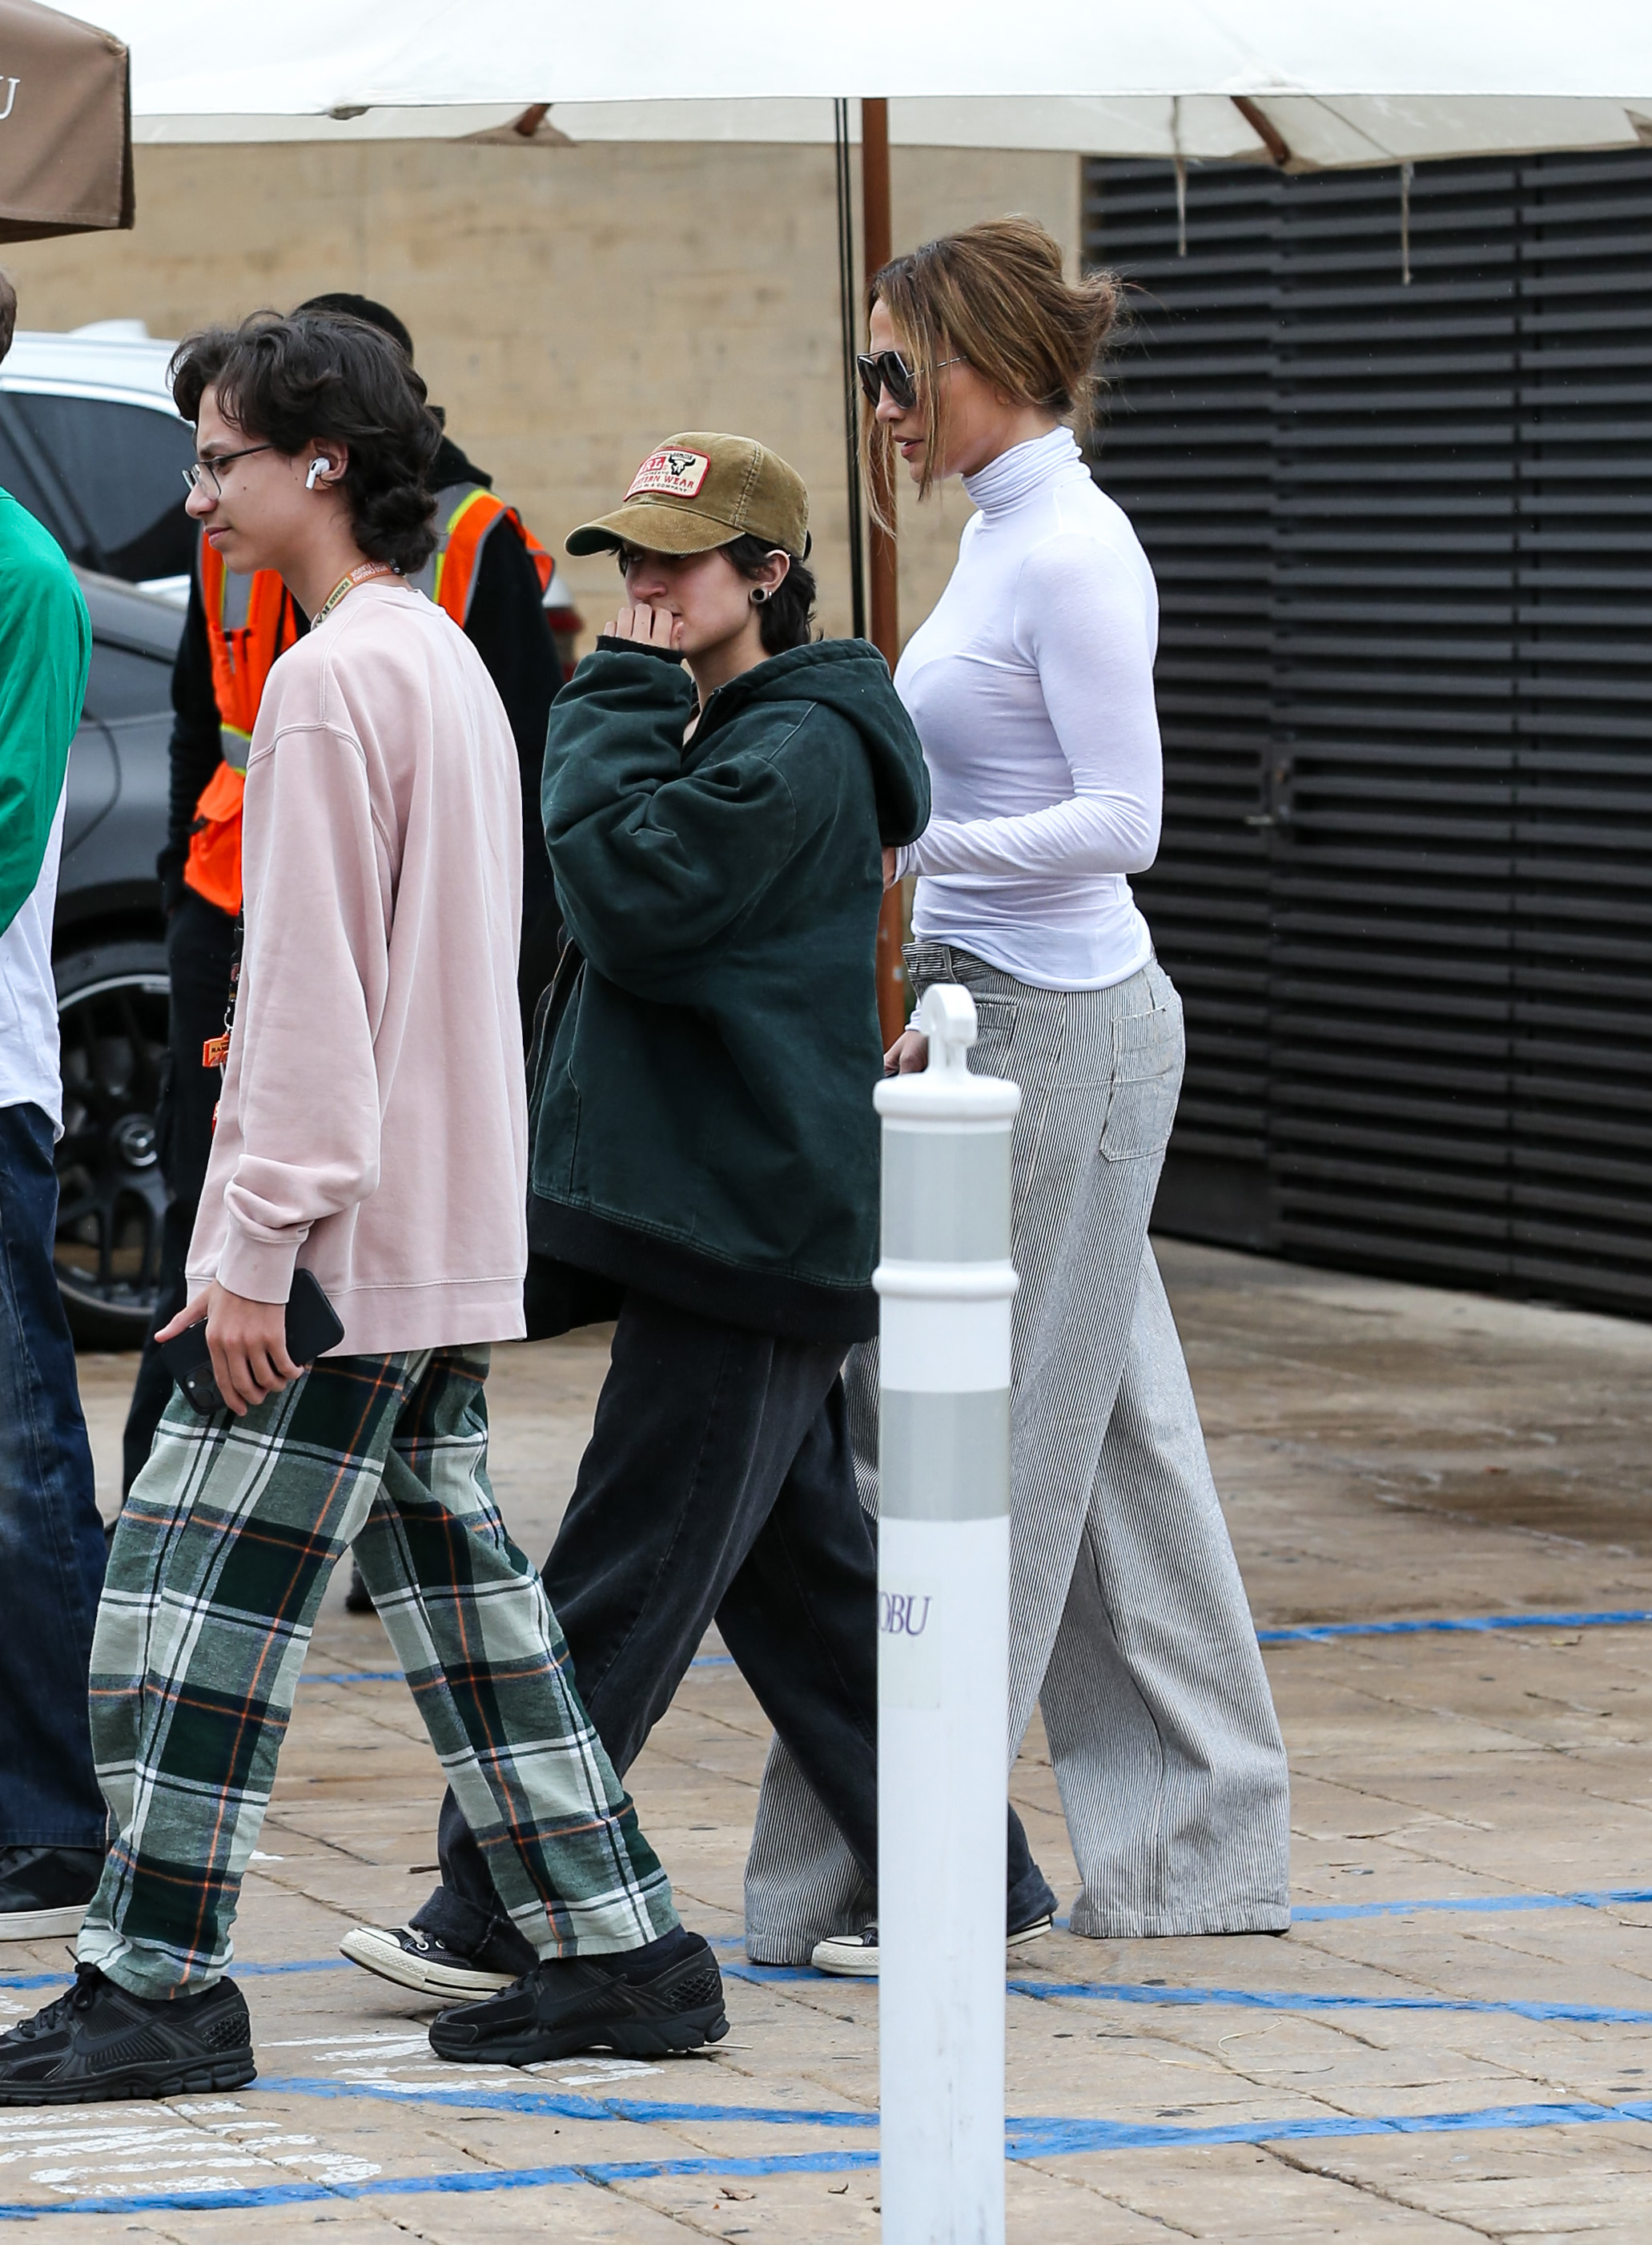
[0,1099,107,1846]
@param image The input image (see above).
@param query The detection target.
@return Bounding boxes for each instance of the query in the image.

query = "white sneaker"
[339,1924,518,1998]
[810,1913,1054,1978]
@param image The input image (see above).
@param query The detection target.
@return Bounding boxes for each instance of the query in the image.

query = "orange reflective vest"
[411,483,555,621]
[183,481,551,915]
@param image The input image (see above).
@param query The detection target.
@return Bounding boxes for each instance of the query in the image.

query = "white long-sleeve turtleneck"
[894,424,1161,991]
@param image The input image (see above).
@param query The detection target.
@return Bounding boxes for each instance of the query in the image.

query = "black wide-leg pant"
[412,1287,1055,1968]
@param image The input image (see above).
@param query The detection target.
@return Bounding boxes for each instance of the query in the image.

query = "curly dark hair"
[720,533,817,654]
[170,311,441,574]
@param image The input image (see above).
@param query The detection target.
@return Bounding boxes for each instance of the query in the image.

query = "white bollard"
[875,982,1020,2245]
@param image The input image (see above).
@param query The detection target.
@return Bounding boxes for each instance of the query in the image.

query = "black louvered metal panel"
[1268,163,1519,1287]
[1085,147,1652,1318]
[1083,163,1280,1237]
[1513,156,1652,1311]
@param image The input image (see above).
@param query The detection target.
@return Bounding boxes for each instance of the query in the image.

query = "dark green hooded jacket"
[528,635,930,1342]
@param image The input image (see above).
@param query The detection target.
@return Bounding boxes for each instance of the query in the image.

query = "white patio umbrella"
[94,0,1652,645]
[123,87,1652,167]
[84,0,1652,642]
[82,1,1652,162]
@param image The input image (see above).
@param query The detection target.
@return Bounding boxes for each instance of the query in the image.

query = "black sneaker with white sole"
[340,1921,518,1998]
[0,1846,104,1943]
[0,1966,255,2105]
[429,1926,728,2066]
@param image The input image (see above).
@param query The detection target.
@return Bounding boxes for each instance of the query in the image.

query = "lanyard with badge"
[201,918,241,1129]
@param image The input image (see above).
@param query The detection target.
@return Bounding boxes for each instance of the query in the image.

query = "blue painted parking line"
[0,1953,815,1994]
[1003,2094,1652,2159]
[1010,1980,1652,2026]
[1293,1885,1652,1923]
[240,1957,356,1977]
[0,2150,878,2221]
[295,1608,1652,1691]
[1258,1607,1652,1645]
[299,1651,738,1686]
[0,1957,351,1993]
[7,2095,1652,2218]
[299,1668,406,1684]
[264,2071,875,2127]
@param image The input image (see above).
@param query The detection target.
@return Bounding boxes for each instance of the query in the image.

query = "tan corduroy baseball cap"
[566,433,810,560]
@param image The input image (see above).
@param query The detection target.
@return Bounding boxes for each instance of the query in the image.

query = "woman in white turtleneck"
[745,217,1292,1974]
[889,416,1161,981]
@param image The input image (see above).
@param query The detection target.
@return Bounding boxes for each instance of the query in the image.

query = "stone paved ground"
[10,1241,1652,2239]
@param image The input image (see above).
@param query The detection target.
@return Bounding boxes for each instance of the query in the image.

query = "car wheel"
[53,939,170,1349]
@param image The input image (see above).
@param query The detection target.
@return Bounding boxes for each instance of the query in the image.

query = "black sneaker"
[429,1926,728,2066]
[339,1921,517,1998]
[344,1562,375,1614]
[0,1966,255,2105]
[0,1847,105,1942]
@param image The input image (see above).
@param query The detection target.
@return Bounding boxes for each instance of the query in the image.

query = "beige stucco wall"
[3,138,1079,654]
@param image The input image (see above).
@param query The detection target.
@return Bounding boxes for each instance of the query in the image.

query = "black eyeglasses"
[183,444,275,497]
[855,349,965,410]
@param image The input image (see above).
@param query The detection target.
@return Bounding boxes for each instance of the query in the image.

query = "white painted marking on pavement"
[0,2104,379,2197]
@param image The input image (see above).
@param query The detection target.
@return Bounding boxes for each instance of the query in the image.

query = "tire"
[52,939,170,1350]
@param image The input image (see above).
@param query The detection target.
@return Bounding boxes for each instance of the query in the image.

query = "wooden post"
[862,95,907,1049]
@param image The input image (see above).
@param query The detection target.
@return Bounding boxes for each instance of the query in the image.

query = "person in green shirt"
[0,268,109,1945]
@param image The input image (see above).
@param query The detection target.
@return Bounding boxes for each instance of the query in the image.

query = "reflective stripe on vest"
[408,482,556,627]
[184,537,302,915]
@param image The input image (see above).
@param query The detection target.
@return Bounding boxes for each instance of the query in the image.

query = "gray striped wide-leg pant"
[744,947,1290,1961]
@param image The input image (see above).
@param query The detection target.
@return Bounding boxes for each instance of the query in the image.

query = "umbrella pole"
[862,95,908,1050]
[834,99,867,642]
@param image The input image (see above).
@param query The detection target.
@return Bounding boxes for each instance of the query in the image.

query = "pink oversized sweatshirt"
[187,577,528,1354]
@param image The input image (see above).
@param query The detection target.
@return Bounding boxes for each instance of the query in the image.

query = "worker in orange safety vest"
[122,292,573,1497]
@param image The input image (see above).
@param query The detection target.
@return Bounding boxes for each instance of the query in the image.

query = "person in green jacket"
[343,433,1056,2010]
[0,268,109,1945]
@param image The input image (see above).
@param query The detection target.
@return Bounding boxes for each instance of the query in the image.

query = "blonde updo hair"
[864,215,1123,514]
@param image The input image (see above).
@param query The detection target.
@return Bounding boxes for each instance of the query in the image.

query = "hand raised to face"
[599,601,685,651]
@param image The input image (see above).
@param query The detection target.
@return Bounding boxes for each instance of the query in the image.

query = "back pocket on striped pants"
[1098,1003,1184,1162]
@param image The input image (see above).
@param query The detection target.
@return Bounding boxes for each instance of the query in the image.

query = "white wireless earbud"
[306,459,326,490]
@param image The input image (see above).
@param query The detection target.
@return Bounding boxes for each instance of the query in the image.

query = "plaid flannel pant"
[78,1345,677,1998]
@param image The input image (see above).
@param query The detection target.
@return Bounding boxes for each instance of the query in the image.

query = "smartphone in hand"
[159,1270,344,1416]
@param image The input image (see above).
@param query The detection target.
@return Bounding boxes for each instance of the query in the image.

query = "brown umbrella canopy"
[0,0,131,243]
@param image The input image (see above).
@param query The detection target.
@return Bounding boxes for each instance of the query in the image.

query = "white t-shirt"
[0,783,66,1132]
[894,424,1162,991]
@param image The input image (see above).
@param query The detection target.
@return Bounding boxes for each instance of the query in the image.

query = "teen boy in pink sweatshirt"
[0,312,722,2107]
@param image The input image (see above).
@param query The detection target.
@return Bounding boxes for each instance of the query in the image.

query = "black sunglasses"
[855,349,965,410]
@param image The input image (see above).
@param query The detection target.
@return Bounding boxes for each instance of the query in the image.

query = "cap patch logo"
[625,447,711,502]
